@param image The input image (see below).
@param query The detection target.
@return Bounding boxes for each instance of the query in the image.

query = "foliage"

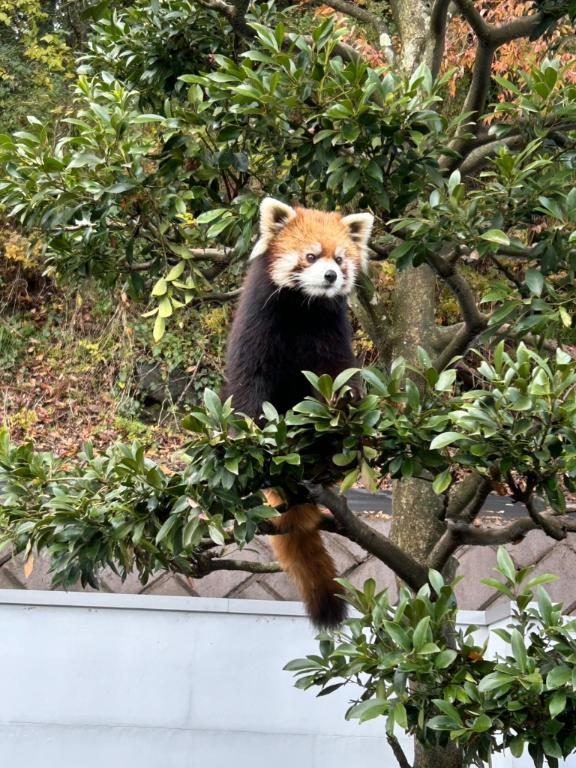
[0,0,75,133]
[286,549,576,768]
[2,348,576,587]
[1,4,576,766]
[444,0,576,101]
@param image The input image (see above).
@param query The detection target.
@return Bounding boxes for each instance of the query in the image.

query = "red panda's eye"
[334,256,343,266]
[305,253,316,263]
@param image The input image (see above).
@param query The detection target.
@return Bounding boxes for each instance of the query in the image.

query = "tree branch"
[194,552,282,576]
[453,0,490,40]
[458,134,525,176]
[304,484,429,591]
[425,251,488,369]
[428,507,576,569]
[126,247,232,273]
[0,548,13,568]
[189,288,241,307]
[525,495,567,541]
[351,269,392,363]
[195,0,255,37]
[309,0,395,64]
[446,473,492,522]
[430,0,452,77]
[387,734,413,768]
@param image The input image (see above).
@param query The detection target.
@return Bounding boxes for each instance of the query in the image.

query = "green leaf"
[546,666,571,689]
[496,547,516,582]
[480,229,510,246]
[430,432,463,450]
[509,736,524,758]
[472,714,492,733]
[166,261,186,281]
[153,314,165,342]
[524,269,544,296]
[347,698,389,722]
[156,514,178,544]
[432,468,452,494]
[413,616,431,651]
[478,672,515,693]
[549,691,566,718]
[435,649,457,669]
[151,278,168,296]
[435,369,457,392]
[340,468,359,491]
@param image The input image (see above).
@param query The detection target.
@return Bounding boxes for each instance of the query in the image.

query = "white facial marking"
[270,251,300,288]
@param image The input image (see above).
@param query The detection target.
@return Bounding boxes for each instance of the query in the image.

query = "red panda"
[222,197,373,628]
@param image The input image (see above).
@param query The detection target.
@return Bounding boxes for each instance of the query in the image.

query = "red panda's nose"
[324,270,337,284]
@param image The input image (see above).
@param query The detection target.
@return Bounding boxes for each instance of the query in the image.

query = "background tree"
[1,1,576,767]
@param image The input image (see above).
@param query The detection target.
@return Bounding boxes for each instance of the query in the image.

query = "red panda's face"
[250,199,374,300]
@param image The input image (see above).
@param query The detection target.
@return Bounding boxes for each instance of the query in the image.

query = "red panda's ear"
[250,197,297,260]
[341,212,374,270]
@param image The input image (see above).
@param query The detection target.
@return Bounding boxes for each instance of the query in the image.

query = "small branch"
[387,734,413,768]
[126,248,232,273]
[186,247,233,262]
[304,484,429,591]
[428,475,491,569]
[351,270,391,363]
[458,134,525,176]
[0,548,13,568]
[429,508,576,567]
[430,0,452,77]
[425,251,488,369]
[190,288,241,306]
[446,473,492,522]
[453,0,490,41]
[194,553,282,576]
[488,254,527,296]
[526,496,566,541]
[309,0,395,64]
[195,0,254,37]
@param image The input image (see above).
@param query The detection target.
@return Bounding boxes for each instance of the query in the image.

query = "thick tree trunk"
[380,3,464,760]
[414,742,463,768]
[388,260,463,768]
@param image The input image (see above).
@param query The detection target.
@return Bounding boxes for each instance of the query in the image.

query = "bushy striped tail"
[268,502,347,629]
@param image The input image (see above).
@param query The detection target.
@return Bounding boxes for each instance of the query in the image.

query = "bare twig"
[304,484,429,591]
[194,553,282,576]
[190,288,242,306]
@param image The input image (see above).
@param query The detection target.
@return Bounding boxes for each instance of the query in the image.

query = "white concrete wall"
[0,590,573,768]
